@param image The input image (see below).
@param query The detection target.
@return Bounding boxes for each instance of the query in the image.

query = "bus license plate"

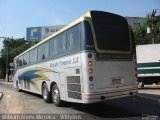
[112,78,122,84]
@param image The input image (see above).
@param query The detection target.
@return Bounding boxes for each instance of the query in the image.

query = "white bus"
[13,11,137,106]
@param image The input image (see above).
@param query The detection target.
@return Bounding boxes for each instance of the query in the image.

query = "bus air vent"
[67,76,82,100]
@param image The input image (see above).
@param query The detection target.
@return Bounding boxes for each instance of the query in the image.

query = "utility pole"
[151,9,156,44]
[0,37,9,82]
[6,42,9,82]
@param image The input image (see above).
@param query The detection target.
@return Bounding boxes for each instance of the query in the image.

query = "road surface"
[0,83,160,120]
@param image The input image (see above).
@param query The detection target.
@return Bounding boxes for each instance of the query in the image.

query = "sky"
[0,0,159,50]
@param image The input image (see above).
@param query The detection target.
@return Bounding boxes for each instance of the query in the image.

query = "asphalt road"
[0,83,160,120]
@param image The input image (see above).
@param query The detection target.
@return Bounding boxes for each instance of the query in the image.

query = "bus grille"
[67,84,81,92]
[68,91,82,100]
[67,76,82,100]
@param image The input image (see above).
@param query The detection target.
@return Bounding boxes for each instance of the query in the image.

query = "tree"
[0,38,31,78]
[133,15,160,45]
[154,15,160,43]
[0,57,5,78]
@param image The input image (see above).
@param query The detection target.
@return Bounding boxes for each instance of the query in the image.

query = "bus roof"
[14,11,91,59]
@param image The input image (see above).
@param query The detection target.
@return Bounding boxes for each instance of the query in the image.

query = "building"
[26,25,65,41]
[125,17,146,29]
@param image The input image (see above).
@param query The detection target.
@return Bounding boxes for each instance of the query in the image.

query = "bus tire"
[51,84,63,107]
[42,83,51,103]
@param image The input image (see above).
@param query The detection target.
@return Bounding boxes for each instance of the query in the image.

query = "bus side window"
[23,52,29,65]
[50,38,55,56]
[23,59,26,65]
[67,24,80,51]
[50,32,66,56]
[30,48,37,63]
[55,33,66,54]
[38,41,49,60]
[19,56,23,66]
[42,54,45,59]
[15,58,18,67]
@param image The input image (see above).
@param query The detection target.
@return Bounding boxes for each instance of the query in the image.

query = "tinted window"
[30,48,37,63]
[18,56,23,66]
[81,21,94,50]
[49,38,54,56]
[50,33,66,56]
[23,52,29,65]
[38,42,49,60]
[91,11,130,51]
[14,58,18,67]
[67,25,80,51]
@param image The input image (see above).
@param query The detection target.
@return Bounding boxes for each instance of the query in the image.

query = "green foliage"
[0,38,31,78]
[0,57,5,78]
[155,16,160,43]
[133,23,151,44]
[134,15,160,45]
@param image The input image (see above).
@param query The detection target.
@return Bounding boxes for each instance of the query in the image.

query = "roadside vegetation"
[0,38,31,78]
[134,15,160,44]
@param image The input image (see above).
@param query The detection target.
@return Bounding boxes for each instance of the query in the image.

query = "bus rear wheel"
[42,83,51,103]
[51,84,63,107]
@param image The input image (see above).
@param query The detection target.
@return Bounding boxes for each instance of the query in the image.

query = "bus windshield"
[91,11,131,53]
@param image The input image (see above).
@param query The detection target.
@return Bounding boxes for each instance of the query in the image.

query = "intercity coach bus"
[13,11,137,106]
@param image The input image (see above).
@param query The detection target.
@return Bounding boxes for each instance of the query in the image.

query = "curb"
[0,92,3,100]
[137,94,160,104]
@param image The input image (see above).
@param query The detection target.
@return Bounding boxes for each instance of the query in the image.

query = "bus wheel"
[51,84,63,107]
[42,83,51,103]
